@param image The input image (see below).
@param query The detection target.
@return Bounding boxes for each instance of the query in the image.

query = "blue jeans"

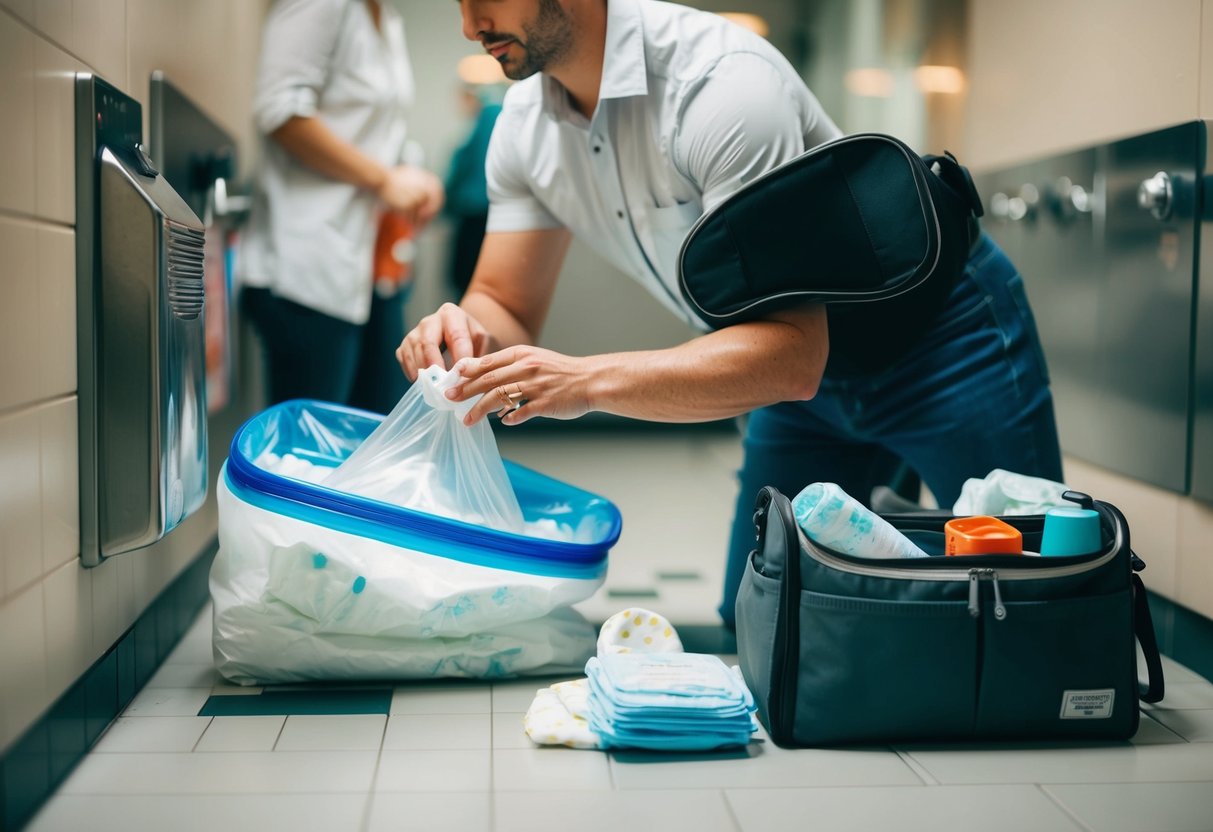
[720,234,1063,627]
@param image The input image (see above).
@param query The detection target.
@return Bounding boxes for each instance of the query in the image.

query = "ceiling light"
[913,65,966,94]
[844,68,894,98]
[718,12,769,38]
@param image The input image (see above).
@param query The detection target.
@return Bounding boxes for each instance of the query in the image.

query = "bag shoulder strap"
[1132,571,1166,703]
[922,151,985,218]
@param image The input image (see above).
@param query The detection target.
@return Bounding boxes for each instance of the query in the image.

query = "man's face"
[459,0,575,81]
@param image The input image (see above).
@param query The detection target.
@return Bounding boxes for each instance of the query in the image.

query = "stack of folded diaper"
[523,607,757,751]
[585,652,757,750]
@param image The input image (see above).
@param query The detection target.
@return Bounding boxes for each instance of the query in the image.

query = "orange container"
[944,515,1023,556]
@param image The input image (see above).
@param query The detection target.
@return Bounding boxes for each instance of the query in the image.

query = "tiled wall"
[0,0,268,755]
[965,0,1213,623]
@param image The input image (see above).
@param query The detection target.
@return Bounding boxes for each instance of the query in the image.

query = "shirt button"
[593,146,601,153]
[616,210,624,219]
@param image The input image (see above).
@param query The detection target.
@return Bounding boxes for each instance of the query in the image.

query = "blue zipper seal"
[224,403,620,580]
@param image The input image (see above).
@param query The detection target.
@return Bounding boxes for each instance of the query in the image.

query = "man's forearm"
[584,308,828,423]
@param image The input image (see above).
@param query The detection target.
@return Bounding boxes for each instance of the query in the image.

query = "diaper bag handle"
[1132,572,1166,704]
[1096,497,1165,705]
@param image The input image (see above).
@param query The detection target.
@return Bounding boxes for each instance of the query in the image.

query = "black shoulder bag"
[677,133,985,373]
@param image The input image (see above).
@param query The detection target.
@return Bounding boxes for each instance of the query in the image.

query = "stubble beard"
[501,0,574,80]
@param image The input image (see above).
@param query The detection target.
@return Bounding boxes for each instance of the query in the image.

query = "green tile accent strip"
[1147,590,1213,684]
[605,587,660,599]
[655,570,704,581]
[199,688,393,717]
[0,541,217,832]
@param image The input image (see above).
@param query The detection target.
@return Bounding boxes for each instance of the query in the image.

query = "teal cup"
[1040,507,1102,557]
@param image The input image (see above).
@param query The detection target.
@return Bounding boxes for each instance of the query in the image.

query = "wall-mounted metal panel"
[75,74,209,566]
[1190,124,1213,503]
[1098,123,1200,494]
[976,123,1203,494]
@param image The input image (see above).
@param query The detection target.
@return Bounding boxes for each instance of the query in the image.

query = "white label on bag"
[1059,689,1115,719]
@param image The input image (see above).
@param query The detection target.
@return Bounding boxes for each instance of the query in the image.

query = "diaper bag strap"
[1132,571,1166,704]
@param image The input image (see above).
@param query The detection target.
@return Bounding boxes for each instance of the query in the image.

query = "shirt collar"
[599,0,648,101]
[540,0,648,121]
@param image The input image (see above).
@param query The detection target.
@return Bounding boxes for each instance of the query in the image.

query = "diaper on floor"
[523,607,678,748]
[523,608,757,751]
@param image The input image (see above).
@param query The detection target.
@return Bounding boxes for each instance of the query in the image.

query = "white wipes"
[323,365,525,532]
[952,468,1070,516]
[793,482,928,559]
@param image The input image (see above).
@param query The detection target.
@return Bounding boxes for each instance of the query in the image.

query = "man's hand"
[444,346,598,426]
[396,302,494,382]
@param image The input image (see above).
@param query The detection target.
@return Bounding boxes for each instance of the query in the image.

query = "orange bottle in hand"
[373,210,415,298]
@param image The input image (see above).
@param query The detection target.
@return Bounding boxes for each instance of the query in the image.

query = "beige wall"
[965,0,1205,171]
[0,0,268,755]
[965,0,1213,621]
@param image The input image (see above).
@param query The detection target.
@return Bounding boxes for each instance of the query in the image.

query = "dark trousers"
[243,286,410,414]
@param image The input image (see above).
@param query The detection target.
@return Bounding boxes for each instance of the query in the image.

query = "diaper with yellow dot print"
[596,608,683,655]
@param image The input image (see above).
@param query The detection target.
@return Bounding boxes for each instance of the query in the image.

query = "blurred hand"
[396,302,493,382]
[377,165,442,221]
[413,168,445,227]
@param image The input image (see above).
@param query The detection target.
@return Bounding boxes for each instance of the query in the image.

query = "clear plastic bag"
[323,365,525,532]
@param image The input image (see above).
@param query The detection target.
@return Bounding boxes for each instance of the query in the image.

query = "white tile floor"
[27,428,1213,832]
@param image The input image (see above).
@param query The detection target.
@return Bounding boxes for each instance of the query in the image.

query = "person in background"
[238,0,444,414]
[398,0,1063,628]
[443,83,505,296]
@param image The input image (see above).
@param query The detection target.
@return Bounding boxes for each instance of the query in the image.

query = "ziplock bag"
[210,398,622,685]
[323,365,524,531]
[735,487,1165,746]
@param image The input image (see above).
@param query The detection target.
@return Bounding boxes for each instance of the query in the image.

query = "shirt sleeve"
[252,0,348,135]
[485,106,563,233]
[672,52,842,214]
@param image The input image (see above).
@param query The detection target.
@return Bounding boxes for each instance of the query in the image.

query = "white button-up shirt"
[485,0,841,329]
[238,0,414,325]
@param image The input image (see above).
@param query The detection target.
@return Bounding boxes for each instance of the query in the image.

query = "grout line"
[718,788,745,832]
[358,715,391,832]
[270,715,289,751]
[1036,784,1094,832]
[894,749,939,785]
[189,717,211,753]
[1141,712,1191,744]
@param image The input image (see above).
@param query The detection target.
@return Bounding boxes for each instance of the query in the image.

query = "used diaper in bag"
[210,398,622,685]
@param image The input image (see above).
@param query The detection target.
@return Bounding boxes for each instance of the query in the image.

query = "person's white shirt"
[485,0,841,329]
[237,0,415,325]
